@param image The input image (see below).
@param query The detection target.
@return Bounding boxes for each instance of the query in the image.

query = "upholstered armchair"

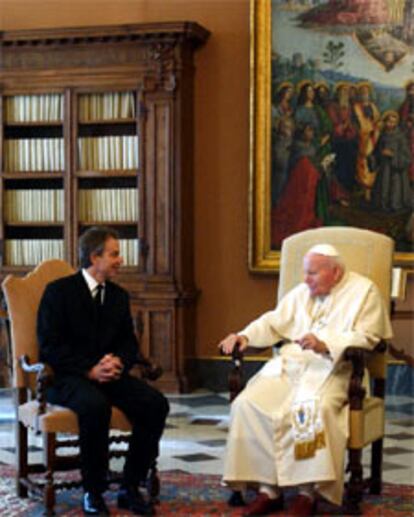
[227,226,393,514]
[2,259,161,516]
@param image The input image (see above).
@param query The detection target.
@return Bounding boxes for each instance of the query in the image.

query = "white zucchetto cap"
[306,243,340,257]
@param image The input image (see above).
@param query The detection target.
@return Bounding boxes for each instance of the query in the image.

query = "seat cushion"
[348,396,385,449]
[18,401,132,433]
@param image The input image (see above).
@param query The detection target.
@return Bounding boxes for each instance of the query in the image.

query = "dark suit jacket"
[37,271,140,378]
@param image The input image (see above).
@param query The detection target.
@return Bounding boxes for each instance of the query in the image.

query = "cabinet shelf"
[78,118,136,125]
[75,170,137,177]
[5,222,63,227]
[78,220,137,226]
[4,121,63,127]
[1,172,64,179]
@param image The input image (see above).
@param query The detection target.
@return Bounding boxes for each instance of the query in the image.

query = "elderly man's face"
[303,253,341,297]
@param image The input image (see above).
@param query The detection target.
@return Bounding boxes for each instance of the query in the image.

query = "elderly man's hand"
[218,333,249,355]
[296,333,329,355]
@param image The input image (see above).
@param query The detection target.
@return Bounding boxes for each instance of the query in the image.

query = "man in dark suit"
[37,226,169,516]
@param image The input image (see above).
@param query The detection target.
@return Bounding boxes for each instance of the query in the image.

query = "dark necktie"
[94,285,104,353]
[94,284,104,308]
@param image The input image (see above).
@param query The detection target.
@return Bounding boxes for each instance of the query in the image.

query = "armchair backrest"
[2,259,75,389]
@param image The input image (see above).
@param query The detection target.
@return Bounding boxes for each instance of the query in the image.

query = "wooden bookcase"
[0,22,209,392]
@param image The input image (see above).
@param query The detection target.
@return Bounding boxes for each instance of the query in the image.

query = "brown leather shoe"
[244,492,284,516]
[288,494,316,516]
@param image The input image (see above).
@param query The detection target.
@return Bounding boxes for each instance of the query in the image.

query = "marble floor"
[0,389,413,487]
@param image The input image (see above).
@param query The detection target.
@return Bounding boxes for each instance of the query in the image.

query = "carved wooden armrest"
[18,355,55,414]
[345,340,387,411]
[226,340,287,402]
[132,356,163,382]
[345,347,366,411]
[229,344,245,402]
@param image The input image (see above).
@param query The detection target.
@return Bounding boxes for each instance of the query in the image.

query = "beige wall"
[1,0,412,360]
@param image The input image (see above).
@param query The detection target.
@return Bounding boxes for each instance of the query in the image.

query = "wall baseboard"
[187,358,414,396]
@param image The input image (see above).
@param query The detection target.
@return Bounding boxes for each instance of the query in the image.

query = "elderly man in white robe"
[219,244,392,516]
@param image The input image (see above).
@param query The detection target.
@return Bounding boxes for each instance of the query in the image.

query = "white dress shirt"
[82,268,105,304]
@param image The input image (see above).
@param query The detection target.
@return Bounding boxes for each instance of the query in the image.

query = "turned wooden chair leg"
[146,459,160,504]
[43,432,56,516]
[228,490,245,506]
[370,438,383,495]
[16,421,28,497]
[346,448,364,515]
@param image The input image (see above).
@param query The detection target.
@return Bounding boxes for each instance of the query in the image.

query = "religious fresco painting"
[250,0,414,271]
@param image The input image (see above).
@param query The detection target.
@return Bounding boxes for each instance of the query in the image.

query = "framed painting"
[249,0,414,272]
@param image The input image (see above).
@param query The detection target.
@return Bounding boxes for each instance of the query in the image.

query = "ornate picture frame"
[249,0,414,272]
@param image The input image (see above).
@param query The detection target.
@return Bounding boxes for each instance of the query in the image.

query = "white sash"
[280,345,332,460]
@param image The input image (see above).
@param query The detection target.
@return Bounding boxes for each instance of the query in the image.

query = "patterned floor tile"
[196,439,227,447]
[167,395,227,407]
[386,403,414,415]
[381,461,412,471]
[386,432,414,440]
[0,390,412,487]
[2,445,43,454]
[189,417,224,425]
[389,420,414,428]
[173,453,219,462]
[384,446,414,455]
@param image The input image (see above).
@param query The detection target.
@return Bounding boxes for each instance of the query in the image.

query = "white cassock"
[222,271,392,505]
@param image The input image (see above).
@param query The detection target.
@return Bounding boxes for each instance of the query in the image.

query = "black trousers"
[47,374,169,493]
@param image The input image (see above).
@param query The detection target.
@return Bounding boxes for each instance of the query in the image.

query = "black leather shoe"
[82,492,110,516]
[228,490,246,507]
[118,485,155,515]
